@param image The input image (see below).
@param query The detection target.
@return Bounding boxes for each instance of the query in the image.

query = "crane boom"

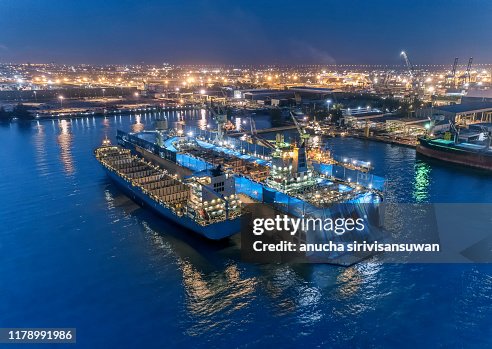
[290,111,310,144]
[290,111,303,136]
[400,51,413,77]
[248,116,275,149]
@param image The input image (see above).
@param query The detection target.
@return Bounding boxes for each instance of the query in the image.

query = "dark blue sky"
[1,0,491,65]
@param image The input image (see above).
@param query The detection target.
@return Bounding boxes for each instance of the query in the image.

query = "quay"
[228,125,298,136]
[350,133,417,148]
[34,104,203,119]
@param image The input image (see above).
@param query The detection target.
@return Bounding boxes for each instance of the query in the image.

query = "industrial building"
[416,102,492,125]
[461,89,492,103]
[235,89,293,101]
[233,87,333,105]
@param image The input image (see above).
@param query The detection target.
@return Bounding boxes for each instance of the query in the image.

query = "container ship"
[113,106,385,256]
[417,125,492,171]
[95,142,243,240]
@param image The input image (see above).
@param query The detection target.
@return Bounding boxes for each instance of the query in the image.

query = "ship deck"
[95,146,241,227]
[428,138,492,154]
[95,146,190,211]
[118,130,385,207]
[167,138,381,206]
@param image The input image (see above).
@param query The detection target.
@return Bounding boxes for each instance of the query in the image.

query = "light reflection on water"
[33,121,49,177]
[180,262,257,335]
[413,160,432,202]
[198,109,208,130]
[131,114,145,133]
[56,119,75,175]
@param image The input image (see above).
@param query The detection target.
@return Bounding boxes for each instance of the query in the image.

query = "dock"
[350,134,417,148]
[228,125,297,137]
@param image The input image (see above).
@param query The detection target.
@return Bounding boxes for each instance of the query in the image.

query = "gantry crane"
[449,57,459,88]
[466,57,473,84]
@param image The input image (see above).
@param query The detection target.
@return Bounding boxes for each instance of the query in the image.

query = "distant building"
[416,102,492,124]
[271,98,291,107]
[461,89,492,103]
[241,89,294,101]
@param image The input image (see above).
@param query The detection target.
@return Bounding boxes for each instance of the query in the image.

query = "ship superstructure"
[268,137,316,193]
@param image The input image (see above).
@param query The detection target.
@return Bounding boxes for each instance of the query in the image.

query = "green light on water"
[413,160,431,202]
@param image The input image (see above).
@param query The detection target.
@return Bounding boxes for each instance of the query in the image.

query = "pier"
[350,133,418,148]
[228,125,298,137]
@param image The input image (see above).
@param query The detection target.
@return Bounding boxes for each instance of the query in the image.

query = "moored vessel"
[417,127,492,171]
[95,143,243,240]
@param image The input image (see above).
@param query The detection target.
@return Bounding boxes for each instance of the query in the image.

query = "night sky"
[1,0,491,65]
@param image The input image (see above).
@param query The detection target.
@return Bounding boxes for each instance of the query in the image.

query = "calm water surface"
[1,111,491,348]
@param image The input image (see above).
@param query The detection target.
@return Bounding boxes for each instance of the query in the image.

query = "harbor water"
[1,111,491,348]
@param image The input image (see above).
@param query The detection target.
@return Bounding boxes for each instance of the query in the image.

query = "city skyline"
[1,0,492,65]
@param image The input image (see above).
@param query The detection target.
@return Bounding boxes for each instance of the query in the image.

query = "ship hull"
[416,138,492,171]
[103,167,241,240]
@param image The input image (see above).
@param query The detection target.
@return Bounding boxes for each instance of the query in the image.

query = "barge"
[417,135,492,171]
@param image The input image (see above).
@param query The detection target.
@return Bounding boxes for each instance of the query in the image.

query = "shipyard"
[105,105,384,260]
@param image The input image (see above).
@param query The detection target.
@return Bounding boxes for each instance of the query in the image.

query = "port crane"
[248,116,276,150]
[400,51,419,94]
[290,111,310,145]
[466,57,473,84]
[452,57,459,78]
[448,120,460,143]
[208,104,227,143]
[400,51,413,78]
[446,57,459,88]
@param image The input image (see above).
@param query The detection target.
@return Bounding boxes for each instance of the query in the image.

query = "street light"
[326,99,332,112]
[102,88,106,99]
[59,95,64,108]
